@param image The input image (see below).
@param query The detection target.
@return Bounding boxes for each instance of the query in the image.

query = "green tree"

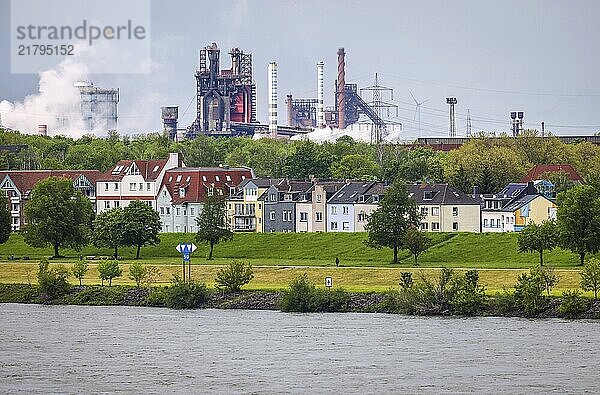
[514,266,547,316]
[23,177,93,258]
[195,195,233,260]
[556,185,600,266]
[330,154,381,180]
[365,182,421,263]
[91,208,126,259]
[284,140,331,179]
[403,227,432,266]
[98,260,122,286]
[215,260,254,293]
[0,193,11,244]
[122,201,161,259]
[72,261,88,286]
[580,258,600,299]
[129,261,146,287]
[540,171,576,194]
[517,220,558,266]
[37,259,71,298]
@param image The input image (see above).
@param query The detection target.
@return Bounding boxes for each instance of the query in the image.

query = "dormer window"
[176,175,182,182]
[179,188,185,197]
[372,195,379,203]
[215,175,220,182]
[358,195,365,203]
[202,176,207,182]
[424,191,434,200]
[226,175,231,182]
[269,193,276,202]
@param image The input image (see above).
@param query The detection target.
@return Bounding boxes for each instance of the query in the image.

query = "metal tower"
[446,97,457,138]
[466,109,472,137]
[360,73,398,163]
[510,111,524,136]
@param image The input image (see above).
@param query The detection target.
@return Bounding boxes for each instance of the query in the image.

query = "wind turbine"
[409,90,429,137]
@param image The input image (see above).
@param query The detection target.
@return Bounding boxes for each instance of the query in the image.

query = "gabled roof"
[161,167,253,204]
[407,183,481,205]
[503,194,551,212]
[328,181,385,204]
[237,178,285,190]
[98,158,169,182]
[497,183,528,197]
[0,170,103,196]
[521,164,583,183]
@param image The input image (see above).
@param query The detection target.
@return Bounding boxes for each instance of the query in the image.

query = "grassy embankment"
[0,232,594,294]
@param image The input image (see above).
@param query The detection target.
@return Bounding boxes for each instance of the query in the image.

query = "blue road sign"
[183,252,190,262]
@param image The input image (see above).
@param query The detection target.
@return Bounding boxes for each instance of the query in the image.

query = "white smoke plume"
[0,55,90,137]
[290,124,406,143]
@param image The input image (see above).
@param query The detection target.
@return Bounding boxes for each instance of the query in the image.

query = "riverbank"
[2,283,600,319]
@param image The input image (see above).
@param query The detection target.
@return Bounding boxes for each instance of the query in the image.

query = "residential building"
[95,153,182,214]
[0,170,102,231]
[262,180,312,232]
[408,183,481,233]
[521,164,584,184]
[227,178,284,232]
[327,181,385,232]
[295,181,345,233]
[157,166,253,233]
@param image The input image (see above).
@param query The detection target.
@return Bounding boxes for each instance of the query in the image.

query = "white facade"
[326,203,354,232]
[482,211,515,232]
[156,186,203,233]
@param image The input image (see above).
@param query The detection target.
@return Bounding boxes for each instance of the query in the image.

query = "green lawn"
[0,232,592,269]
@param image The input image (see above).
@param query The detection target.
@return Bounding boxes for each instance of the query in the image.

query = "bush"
[279,274,350,313]
[72,261,88,286]
[451,270,488,316]
[129,262,146,287]
[559,289,588,319]
[145,287,167,307]
[488,289,517,316]
[142,266,161,288]
[71,286,126,305]
[164,277,209,309]
[37,259,70,299]
[215,260,254,293]
[98,260,122,286]
[514,267,548,316]
[399,272,413,289]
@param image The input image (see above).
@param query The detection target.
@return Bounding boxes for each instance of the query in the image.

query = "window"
[316,194,322,203]
[176,207,180,216]
[153,165,159,172]
[160,207,164,214]
[130,183,136,191]
[114,183,118,191]
[166,207,170,215]
[202,176,207,182]
[357,211,366,222]
[330,222,338,230]
[175,226,180,232]
[104,201,110,209]
[183,208,187,216]
[282,210,292,222]
[176,175,182,182]
[284,194,292,201]
[139,183,143,191]
[496,219,501,228]
[343,206,349,215]
[316,212,323,222]
[432,222,440,231]
[190,208,195,216]
[105,183,109,191]
[424,191,434,200]
[114,201,120,207]
[452,207,459,216]
[11,203,18,211]
[432,207,439,216]
[163,190,167,197]
[421,207,429,216]
[179,188,185,197]
[342,222,349,231]
[270,211,275,221]
[300,212,308,222]
[421,222,428,231]
[331,206,337,215]
[12,217,19,225]
[215,175,220,182]
[146,183,151,191]
[269,193,276,202]
[484,219,488,227]
[453,222,459,231]
[372,195,379,203]
[226,175,231,182]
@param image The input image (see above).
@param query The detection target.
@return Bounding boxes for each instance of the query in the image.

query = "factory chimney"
[161,106,179,141]
[268,62,278,137]
[37,124,48,136]
[337,48,346,129]
[317,61,325,128]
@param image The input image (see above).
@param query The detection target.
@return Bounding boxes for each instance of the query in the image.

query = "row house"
[479,182,557,232]
[157,166,253,233]
[227,178,285,232]
[0,170,102,231]
[96,153,183,214]
[260,180,313,233]
[408,183,481,233]
[326,181,385,232]
[295,181,346,232]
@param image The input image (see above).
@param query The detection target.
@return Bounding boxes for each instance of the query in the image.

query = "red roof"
[97,159,169,181]
[161,167,253,204]
[0,170,103,196]
[520,164,584,183]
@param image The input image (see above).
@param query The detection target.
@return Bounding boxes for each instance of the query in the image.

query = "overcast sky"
[1,0,599,138]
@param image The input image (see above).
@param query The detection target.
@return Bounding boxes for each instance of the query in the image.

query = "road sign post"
[325,276,332,290]
[176,242,197,283]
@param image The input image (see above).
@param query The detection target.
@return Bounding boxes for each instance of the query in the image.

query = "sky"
[1,0,600,139]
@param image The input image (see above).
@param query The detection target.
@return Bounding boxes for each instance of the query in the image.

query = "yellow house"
[506,194,557,231]
[226,178,283,232]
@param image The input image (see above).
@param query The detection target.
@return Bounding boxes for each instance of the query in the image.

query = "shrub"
[514,267,548,316]
[558,289,588,319]
[580,258,600,299]
[450,270,488,316]
[37,259,70,299]
[215,260,254,293]
[72,261,88,286]
[164,276,209,309]
[98,260,122,286]
[279,274,350,313]
[71,286,126,305]
[488,289,517,316]
[142,266,161,288]
[145,287,167,307]
[129,262,146,287]
[399,272,413,289]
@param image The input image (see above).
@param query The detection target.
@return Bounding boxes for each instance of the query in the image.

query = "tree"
[37,259,71,298]
[72,261,88,286]
[195,195,233,260]
[122,201,161,259]
[365,182,421,263]
[517,220,558,266]
[556,185,600,266]
[98,260,122,286]
[330,154,381,180]
[580,258,600,299]
[0,193,11,244]
[540,171,576,194]
[91,208,126,259]
[129,261,146,287]
[23,177,93,258]
[215,260,254,292]
[403,227,431,266]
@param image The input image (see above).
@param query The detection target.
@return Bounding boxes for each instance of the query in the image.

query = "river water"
[0,304,598,394]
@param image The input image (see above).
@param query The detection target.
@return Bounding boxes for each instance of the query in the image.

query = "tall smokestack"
[286,94,293,127]
[337,48,345,129]
[268,62,278,137]
[317,61,325,128]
